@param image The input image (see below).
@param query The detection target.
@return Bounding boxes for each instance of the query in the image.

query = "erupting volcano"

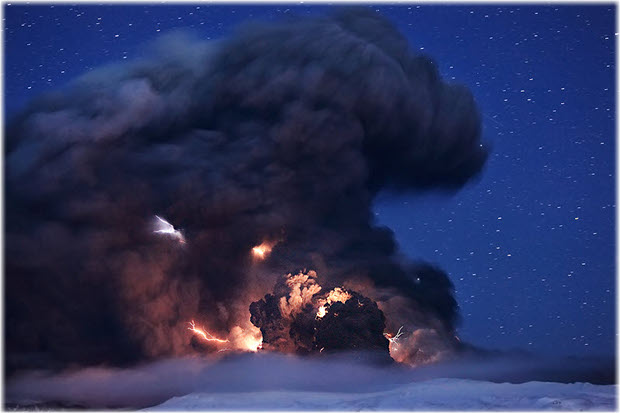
[249,270,391,358]
[5,7,488,375]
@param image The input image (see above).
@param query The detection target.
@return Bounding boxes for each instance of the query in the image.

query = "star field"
[4,4,615,358]
[375,5,615,357]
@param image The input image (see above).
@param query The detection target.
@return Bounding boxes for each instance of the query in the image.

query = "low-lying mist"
[5,351,614,409]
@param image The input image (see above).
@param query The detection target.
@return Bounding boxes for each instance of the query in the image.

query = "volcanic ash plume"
[5,7,487,373]
[250,271,390,359]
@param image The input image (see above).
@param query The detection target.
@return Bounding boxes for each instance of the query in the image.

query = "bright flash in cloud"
[384,326,404,344]
[252,241,275,259]
[188,320,229,343]
[153,215,186,244]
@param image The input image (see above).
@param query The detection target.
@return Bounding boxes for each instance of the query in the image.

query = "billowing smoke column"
[5,8,487,373]
[250,270,391,360]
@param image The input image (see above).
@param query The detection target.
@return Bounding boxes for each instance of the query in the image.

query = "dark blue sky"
[4,4,615,358]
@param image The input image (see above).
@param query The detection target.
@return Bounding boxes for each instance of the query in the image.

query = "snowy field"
[146,378,616,411]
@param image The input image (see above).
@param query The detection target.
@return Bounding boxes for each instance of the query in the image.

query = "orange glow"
[280,271,322,320]
[316,287,352,319]
[252,241,276,259]
[239,332,263,352]
[325,287,352,304]
[385,326,407,361]
[226,324,263,352]
[187,322,262,352]
[188,320,229,343]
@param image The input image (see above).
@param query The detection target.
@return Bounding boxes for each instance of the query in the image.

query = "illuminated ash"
[153,215,186,244]
[315,287,352,319]
[280,270,322,319]
[384,326,404,344]
[387,327,458,365]
[188,320,229,344]
[187,320,263,353]
[249,270,390,359]
[313,290,388,356]
[251,241,277,260]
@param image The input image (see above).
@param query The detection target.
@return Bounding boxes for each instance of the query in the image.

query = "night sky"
[4,4,616,358]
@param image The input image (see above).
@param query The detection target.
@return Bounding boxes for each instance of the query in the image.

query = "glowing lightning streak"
[384,326,404,344]
[153,215,186,244]
[188,320,229,343]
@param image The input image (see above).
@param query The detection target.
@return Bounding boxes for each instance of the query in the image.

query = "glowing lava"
[188,320,229,343]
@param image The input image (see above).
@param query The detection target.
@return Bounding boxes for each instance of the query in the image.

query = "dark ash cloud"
[5,7,488,374]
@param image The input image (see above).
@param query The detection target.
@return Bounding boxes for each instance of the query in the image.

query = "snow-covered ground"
[147,378,616,411]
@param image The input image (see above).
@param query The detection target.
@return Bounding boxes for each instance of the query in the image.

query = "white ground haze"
[5,352,616,410]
